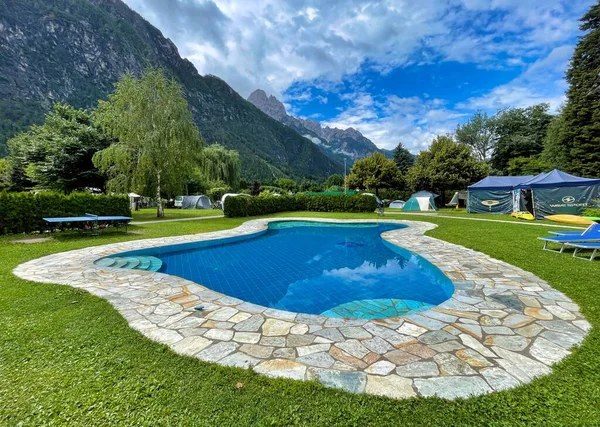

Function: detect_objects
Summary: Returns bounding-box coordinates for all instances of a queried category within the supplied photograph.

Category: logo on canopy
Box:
[562,196,575,203]
[481,200,500,207]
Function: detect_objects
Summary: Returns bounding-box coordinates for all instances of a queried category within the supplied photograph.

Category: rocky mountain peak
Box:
[247,89,287,121]
[297,118,323,136]
[247,89,392,164]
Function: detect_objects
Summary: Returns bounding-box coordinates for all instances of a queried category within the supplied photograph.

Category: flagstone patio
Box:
[13,218,590,400]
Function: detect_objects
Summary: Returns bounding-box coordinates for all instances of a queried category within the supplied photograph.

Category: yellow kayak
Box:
[545,214,594,225]
[511,211,535,221]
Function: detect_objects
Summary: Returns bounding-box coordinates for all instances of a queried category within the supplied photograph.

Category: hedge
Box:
[0,191,131,235]
[223,194,378,218]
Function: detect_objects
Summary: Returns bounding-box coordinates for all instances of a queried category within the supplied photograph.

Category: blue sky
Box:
[123,0,593,152]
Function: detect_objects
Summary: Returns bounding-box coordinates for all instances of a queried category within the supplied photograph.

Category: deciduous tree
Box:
[274,178,297,192]
[491,104,553,174]
[324,173,344,188]
[407,135,488,204]
[200,144,241,190]
[455,111,497,162]
[0,158,10,191]
[6,103,111,193]
[507,156,552,176]
[93,69,202,217]
[347,152,402,196]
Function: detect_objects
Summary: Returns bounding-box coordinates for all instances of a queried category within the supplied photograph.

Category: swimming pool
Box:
[100,221,454,319]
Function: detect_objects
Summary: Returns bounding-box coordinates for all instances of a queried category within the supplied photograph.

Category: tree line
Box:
[0,69,241,217]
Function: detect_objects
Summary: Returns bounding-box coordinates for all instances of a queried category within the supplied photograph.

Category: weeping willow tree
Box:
[93,69,202,217]
[200,144,241,190]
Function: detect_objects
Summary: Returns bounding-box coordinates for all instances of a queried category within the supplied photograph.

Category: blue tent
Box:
[516,169,600,189]
[467,169,600,218]
[467,176,533,214]
[516,170,600,218]
[468,176,534,191]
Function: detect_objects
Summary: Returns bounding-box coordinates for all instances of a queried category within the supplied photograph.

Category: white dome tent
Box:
[389,200,406,209]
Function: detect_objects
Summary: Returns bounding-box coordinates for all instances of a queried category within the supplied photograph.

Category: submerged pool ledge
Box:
[14,218,590,400]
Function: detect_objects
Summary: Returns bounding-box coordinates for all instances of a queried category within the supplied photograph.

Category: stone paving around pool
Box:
[13,218,590,400]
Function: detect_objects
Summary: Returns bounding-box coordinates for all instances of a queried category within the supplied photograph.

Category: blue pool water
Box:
[112,221,454,319]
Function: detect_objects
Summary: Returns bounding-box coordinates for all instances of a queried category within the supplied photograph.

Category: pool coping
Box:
[13,218,590,400]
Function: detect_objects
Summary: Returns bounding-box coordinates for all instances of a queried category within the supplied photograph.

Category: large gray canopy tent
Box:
[467,169,600,218]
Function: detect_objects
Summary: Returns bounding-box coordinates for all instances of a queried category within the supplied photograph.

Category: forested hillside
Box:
[0,0,341,179]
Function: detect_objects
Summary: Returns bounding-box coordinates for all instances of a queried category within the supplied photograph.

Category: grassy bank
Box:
[1,212,598,426]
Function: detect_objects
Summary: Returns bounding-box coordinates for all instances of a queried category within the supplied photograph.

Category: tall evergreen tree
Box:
[562,1,600,177]
[542,113,570,170]
[392,143,414,174]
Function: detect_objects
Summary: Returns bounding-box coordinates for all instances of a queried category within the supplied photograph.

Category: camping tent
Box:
[389,200,406,209]
[128,193,141,211]
[468,169,600,218]
[402,191,438,211]
[447,191,467,208]
[467,176,533,214]
[516,169,600,218]
[181,195,212,209]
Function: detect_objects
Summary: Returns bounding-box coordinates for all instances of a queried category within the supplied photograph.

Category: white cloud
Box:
[457,45,573,112]
[121,0,593,150]
[124,0,588,98]
[323,93,467,153]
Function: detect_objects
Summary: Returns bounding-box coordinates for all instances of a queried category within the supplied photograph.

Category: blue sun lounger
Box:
[538,223,600,253]
[565,242,600,261]
[548,224,594,236]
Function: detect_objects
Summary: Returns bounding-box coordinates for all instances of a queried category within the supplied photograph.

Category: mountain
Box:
[248,89,393,165]
[0,0,342,180]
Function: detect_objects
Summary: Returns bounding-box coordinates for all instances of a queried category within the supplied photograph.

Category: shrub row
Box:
[223,194,378,218]
[0,191,131,234]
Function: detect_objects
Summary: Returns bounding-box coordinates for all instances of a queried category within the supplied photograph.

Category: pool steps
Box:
[94,256,162,272]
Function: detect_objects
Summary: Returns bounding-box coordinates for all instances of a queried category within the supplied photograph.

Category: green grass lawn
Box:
[131,207,223,222]
[1,212,598,426]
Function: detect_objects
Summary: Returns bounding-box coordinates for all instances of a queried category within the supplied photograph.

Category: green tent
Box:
[402,191,438,211]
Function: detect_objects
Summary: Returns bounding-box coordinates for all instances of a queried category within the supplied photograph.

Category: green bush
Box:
[260,186,284,194]
[223,194,377,218]
[583,207,600,217]
[0,191,130,234]
[207,187,230,202]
